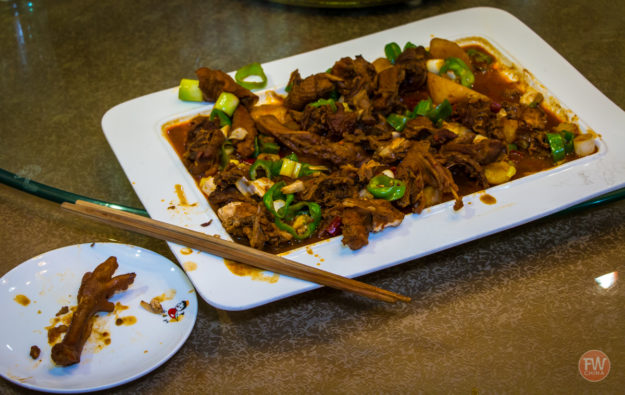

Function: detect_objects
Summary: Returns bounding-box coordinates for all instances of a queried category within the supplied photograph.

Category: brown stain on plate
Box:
[479,192,497,205]
[115,316,137,326]
[14,294,30,306]
[91,324,112,350]
[224,259,279,283]
[183,261,198,271]
[174,184,188,206]
[153,290,176,303]
[114,302,137,327]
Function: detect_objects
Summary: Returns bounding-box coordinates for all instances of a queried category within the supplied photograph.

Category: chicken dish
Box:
[166,37,596,252]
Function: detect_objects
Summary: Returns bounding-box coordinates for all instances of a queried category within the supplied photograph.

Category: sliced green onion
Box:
[279,158,302,178]
[235,62,267,90]
[178,79,204,102]
[214,92,239,116]
[384,42,402,64]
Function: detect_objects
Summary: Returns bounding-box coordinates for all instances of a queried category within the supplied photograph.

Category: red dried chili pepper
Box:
[325,216,342,237]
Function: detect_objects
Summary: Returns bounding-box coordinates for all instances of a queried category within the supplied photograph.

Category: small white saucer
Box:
[0,242,197,393]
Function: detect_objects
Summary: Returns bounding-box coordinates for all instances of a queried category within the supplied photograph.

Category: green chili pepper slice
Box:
[308,98,337,112]
[249,160,274,180]
[253,136,260,157]
[467,49,493,64]
[299,163,313,177]
[263,181,293,218]
[275,201,322,240]
[403,41,417,51]
[427,99,452,126]
[366,174,406,201]
[387,113,408,131]
[546,132,566,162]
[234,62,268,90]
[219,140,234,169]
[261,141,280,154]
[209,108,232,127]
[253,137,281,157]
[384,42,402,64]
[285,152,298,162]
[440,57,475,88]
[562,130,575,153]
[413,98,433,117]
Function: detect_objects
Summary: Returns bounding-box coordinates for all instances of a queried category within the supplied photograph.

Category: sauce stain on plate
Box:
[224,259,279,283]
[115,316,137,326]
[183,261,197,271]
[14,294,31,306]
[174,184,189,206]
[479,192,497,205]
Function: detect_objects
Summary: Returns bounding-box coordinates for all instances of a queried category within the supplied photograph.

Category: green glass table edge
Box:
[0,168,149,216]
[1,167,623,219]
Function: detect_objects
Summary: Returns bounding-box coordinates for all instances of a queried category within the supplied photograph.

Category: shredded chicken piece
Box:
[140,298,164,314]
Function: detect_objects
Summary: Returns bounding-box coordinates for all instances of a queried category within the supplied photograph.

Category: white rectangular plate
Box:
[102,7,625,310]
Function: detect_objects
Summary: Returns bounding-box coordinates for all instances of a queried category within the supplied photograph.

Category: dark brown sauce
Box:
[166,122,190,157]
[472,68,521,104]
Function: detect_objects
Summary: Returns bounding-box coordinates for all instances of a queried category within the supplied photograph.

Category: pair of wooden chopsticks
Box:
[62,200,410,304]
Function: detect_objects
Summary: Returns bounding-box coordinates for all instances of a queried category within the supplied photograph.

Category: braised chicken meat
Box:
[167,37,596,252]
